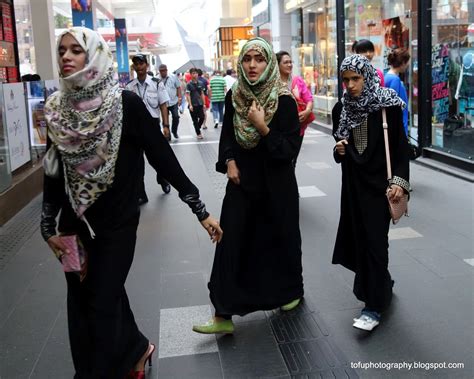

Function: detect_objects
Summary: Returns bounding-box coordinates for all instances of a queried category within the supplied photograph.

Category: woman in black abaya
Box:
[193,37,304,334]
[332,54,410,331]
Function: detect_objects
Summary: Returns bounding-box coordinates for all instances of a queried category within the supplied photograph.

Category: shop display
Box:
[26,81,47,146]
[3,83,31,171]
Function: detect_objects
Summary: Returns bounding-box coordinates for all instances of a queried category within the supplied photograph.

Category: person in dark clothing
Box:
[192,37,304,335]
[40,27,222,379]
[185,68,206,139]
[332,54,410,331]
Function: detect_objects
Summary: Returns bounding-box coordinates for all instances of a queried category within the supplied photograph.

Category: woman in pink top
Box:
[276,51,314,162]
[352,40,385,86]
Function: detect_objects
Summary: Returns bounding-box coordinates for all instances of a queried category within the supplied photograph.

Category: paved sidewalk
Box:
[0,110,473,378]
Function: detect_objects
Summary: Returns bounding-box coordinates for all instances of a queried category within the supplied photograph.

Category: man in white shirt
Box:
[224,69,237,93]
[158,64,182,139]
[126,54,171,199]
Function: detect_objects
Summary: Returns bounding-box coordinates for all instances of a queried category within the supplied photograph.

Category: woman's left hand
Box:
[387,184,404,203]
[248,100,268,135]
[200,215,223,243]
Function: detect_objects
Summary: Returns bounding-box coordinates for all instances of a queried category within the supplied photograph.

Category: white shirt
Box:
[158,74,181,106]
[126,76,170,119]
[224,75,236,92]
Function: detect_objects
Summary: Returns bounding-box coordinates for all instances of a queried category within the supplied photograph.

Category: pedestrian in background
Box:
[352,39,385,86]
[193,37,304,335]
[41,27,223,378]
[158,64,182,139]
[332,54,410,331]
[384,48,411,136]
[127,54,172,198]
[185,68,206,139]
[224,68,236,93]
[276,50,314,162]
[208,70,227,128]
[197,69,210,129]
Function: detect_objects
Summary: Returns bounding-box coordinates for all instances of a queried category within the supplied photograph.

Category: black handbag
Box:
[407,135,421,160]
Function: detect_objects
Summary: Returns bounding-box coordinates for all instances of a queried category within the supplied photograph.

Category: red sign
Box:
[1,3,15,43]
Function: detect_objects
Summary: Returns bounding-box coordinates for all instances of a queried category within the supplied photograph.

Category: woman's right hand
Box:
[47,235,70,260]
[226,160,240,185]
[335,139,348,155]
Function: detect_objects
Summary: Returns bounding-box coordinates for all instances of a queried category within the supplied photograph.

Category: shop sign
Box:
[0,41,15,67]
[3,83,31,171]
[431,43,450,124]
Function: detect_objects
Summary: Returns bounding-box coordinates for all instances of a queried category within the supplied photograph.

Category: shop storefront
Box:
[284,0,340,123]
[430,1,473,162]
[284,0,473,171]
[210,26,254,71]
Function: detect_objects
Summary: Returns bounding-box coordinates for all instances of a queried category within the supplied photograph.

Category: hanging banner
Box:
[71,0,93,29]
[3,83,31,171]
[114,18,130,87]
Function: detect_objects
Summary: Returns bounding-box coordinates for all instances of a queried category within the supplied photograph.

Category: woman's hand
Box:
[387,185,404,203]
[248,100,269,136]
[46,235,70,261]
[200,216,223,243]
[298,109,310,123]
[226,160,240,185]
[335,139,348,155]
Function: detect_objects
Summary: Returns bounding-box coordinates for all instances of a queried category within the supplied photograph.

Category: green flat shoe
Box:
[281,298,301,311]
[192,319,234,335]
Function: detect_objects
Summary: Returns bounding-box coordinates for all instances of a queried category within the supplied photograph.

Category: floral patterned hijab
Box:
[335,54,406,140]
[232,37,291,149]
[44,27,123,235]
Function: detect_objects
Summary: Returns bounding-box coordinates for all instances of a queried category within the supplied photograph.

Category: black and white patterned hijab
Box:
[335,54,406,140]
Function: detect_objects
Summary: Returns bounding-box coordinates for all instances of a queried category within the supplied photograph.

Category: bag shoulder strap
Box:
[382,108,392,181]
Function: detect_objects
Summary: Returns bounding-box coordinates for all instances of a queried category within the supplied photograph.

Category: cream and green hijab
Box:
[44,27,123,236]
[232,37,291,149]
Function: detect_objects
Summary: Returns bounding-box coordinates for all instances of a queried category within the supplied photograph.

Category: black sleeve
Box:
[40,138,66,241]
[387,105,410,185]
[331,102,344,163]
[216,90,237,174]
[129,93,209,220]
[261,95,300,162]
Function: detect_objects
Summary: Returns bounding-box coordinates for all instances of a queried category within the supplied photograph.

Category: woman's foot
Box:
[281,298,301,311]
[192,317,234,334]
[353,310,381,331]
[134,343,155,372]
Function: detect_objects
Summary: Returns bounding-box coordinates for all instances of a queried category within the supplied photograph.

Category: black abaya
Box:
[332,102,409,312]
[43,91,206,378]
[209,91,304,317]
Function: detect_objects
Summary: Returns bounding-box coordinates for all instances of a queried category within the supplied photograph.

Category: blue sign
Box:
[114,18,130,87]
[71,0,94,29]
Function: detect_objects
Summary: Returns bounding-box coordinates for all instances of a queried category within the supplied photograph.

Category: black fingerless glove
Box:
[40,202,61,241]
[180,193,209,221]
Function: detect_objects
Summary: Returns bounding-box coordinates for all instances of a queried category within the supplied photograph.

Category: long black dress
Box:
[208,91,304,317]
[42,91,207,378]
[332,102,409,313]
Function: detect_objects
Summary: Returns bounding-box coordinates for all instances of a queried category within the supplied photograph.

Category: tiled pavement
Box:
[0,111,473,378]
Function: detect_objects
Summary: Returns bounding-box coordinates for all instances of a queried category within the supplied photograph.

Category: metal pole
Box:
[336,0,346,100]
[418,0,432,150]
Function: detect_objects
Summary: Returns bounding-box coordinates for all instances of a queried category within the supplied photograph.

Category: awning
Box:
[173,60,213,73]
